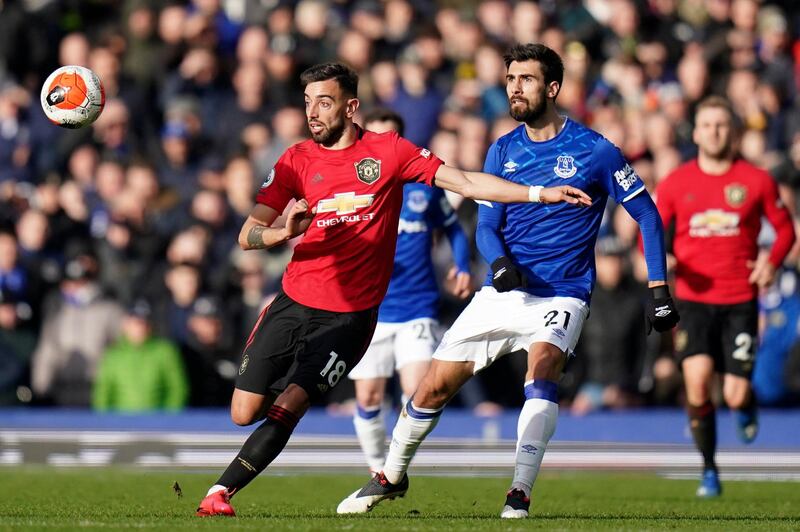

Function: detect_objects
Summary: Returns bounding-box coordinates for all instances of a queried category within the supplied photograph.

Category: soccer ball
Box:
[40,66,105,129]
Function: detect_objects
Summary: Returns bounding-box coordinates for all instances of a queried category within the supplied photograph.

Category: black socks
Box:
[216,405,300,493]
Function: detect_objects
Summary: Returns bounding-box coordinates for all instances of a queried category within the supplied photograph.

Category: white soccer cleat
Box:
[336,471,408,514]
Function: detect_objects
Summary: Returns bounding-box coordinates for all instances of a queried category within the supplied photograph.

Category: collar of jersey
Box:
[519,117,571,146]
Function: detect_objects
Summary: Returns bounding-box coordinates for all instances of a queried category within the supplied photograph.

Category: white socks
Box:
[511,380,559,497]
[383,400,443,484]
[353,404,386,473]
[207,484,227,496]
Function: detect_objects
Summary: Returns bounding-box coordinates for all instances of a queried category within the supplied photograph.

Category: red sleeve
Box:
[255,150,300,213]
[394,133,443,185]
[761,173,796,268]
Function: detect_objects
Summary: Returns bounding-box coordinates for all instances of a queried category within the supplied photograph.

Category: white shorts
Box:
[348,317,440,380]
[433,287,589,373]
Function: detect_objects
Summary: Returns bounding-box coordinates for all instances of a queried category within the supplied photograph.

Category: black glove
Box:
[646,285,680,335]
[490,256,527,292]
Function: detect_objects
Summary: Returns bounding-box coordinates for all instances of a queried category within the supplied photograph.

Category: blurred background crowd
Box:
[1,0,799,414]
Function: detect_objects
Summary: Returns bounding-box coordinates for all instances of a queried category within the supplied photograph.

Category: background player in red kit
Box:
[196,62,591,516]
[656,96,795,498]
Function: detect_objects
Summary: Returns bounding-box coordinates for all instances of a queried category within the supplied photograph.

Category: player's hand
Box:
[446,266,472,299]
[540,185,593,207]
[285,199,314,238]
[645,284,680,335]
[490,256,527,292]
[747,258,777,288]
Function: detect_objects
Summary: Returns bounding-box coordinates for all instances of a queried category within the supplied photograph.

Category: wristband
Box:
[650,284,670,299]
[528,185,543,203]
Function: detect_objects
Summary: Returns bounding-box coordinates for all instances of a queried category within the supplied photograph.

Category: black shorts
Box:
[674,298,758,378]
[236,290,378,400]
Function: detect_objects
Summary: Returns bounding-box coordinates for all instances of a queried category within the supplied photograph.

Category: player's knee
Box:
[685,385,711,406]
[230,406,258,426]
[274,384,311,416]
[356,388,383,409]
[723,387,750,410]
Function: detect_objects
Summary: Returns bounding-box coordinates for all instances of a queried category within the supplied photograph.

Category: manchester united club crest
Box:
[725,184,747,208]
[554,154,577,179]
[355,157,381,185]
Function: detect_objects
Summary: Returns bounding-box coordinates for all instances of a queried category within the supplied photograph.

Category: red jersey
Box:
[656,159,795,305]
[256,127,443,312]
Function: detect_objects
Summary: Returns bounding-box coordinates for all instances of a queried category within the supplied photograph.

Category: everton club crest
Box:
[724,183,747,208]
[554,154,577,179]
[355,157,381,185]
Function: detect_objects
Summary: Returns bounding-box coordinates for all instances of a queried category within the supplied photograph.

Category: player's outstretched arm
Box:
[238,201,313,250]
[623,193,679,333]
[433,164,592,206]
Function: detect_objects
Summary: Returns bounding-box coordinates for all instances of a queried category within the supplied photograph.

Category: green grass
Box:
[1,468,799,530]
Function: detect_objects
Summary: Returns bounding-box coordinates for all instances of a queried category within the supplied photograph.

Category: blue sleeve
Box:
[444,218,471,273]
[476,202,507,265]
[622,192,667,282]
[591,138,647,204]
[430,189,471,273]
[476,141,508,265]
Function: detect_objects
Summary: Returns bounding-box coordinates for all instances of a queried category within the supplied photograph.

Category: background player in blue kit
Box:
[349,109,472,474]
[338,43,680,518]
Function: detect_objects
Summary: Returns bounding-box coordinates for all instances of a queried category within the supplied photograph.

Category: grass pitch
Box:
[1,468,799,530]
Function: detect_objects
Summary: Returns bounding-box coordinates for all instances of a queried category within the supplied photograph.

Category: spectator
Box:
[181,295,237,406]
[31,249,123,406]
[153,261,202,345]
[0,83,31,183]
[214,61,272,157]
[0,288,36,405]
[388,46,444,146]
[572,238,646,414]
[0,230,29,303]
[93,299,188,412]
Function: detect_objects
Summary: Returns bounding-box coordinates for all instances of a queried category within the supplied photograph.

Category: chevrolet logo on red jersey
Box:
[317,192,374,215]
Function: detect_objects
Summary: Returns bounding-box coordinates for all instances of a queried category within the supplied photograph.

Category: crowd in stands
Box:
[1,0,799,413]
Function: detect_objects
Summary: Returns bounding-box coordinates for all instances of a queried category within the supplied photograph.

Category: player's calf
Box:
[353,403,386,473]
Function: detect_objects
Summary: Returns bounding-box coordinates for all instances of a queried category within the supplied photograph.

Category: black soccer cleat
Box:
[337,471,409,514]
[501,488,530,518]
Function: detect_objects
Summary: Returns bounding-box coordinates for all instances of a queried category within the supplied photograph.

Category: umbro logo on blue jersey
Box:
[554,154,577,179]
[504,160,518,173]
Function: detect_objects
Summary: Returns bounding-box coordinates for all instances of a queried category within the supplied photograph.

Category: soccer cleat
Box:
[500,488,530,518]
[336,471,408,514]
[735,404,759,444]
[696,468,721,498]
[196,489,236,517]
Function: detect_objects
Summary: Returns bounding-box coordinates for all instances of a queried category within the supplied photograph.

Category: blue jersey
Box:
[478,119,649,303]
[754,269,800,405]
[379,184,470,323]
